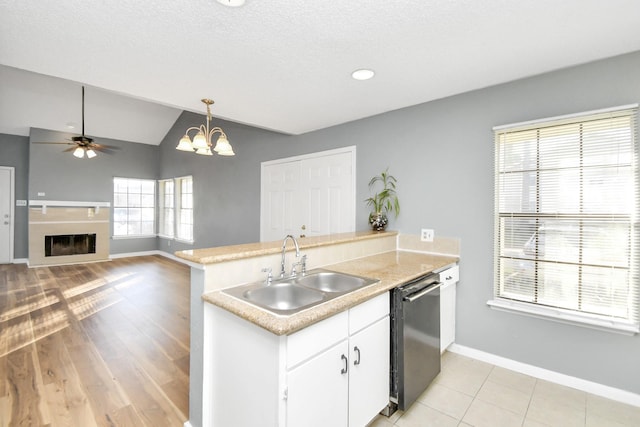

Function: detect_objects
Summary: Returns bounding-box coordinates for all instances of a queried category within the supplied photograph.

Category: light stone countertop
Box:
[202,250,458,335]
[174,230,397,264]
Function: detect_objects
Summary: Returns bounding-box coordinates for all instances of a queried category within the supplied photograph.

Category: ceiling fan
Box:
[33,86,118,158]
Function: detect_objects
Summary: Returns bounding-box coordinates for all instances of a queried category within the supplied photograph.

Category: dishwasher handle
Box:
[403,282,441,302]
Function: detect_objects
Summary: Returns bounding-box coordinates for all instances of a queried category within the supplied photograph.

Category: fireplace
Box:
[45,234,97,257]
[29,200,110,267]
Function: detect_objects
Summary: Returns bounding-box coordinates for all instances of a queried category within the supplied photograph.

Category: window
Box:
[113,177,156,237]
[176,176,193,242]
[158,176,193,243]
[491,105,639,333]
[158,179,175,238]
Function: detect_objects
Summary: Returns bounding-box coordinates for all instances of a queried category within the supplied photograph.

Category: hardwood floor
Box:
[0,256,191,427]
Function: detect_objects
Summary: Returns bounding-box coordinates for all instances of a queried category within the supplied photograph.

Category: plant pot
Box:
[369,212,388,231]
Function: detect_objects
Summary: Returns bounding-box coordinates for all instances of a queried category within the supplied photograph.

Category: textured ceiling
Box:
[1,0,640,144]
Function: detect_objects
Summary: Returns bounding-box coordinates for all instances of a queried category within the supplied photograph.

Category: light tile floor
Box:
[368,352,640,427]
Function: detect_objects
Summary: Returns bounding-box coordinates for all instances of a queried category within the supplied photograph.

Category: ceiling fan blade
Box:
[32,141,75,145]
[63,146,77,152]
[91,143,120,151]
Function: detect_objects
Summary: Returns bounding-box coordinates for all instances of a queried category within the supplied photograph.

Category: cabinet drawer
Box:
[439,265,459,286]
[287,310,348,369]
[349,292,389,335]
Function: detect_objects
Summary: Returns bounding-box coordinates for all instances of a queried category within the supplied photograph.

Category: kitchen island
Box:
[175,231,459,427]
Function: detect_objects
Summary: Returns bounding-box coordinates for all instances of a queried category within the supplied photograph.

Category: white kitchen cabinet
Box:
[204,292,390,427]
[287,340,349,427]
[348,316,390,427]
[439,265,459,353]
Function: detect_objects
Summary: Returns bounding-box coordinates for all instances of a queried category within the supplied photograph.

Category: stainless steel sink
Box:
[222,269,378,315]
[295,270,378,293]
[242,281,325,313]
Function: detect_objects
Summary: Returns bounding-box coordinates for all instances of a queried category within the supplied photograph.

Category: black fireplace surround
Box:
[45,234,97,257]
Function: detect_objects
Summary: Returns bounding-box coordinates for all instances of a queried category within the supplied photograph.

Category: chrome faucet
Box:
[280,235,300,278]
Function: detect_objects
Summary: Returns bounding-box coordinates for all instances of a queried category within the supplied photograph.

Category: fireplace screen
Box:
[45,234,97,257]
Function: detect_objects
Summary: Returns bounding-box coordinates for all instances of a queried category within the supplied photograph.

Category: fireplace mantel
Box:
[29,200,111,214]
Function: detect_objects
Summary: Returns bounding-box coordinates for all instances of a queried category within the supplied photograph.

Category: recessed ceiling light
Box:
[216,0,245,6]
[66,122,76,129]
[351,69,375,81]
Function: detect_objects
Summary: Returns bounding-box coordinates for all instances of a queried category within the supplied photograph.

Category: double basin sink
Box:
[222,269,379,315]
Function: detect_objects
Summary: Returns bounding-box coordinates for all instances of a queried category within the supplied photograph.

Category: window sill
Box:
[112,235,156,240]
[158,235,194,245]
[487,298,639,336]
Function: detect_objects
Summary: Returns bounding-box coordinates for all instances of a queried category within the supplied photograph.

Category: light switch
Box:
[16,200,27,206]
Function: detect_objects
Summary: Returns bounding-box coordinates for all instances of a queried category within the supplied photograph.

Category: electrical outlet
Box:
[421,228,434,242]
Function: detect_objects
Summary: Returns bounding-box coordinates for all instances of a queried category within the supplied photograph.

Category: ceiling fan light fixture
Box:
[73,147,85,158]
[86,149,97,159]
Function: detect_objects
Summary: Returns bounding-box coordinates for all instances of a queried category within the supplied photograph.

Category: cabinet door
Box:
[440,282,456,352]
[348,316,390,427]
[287,340,349,427]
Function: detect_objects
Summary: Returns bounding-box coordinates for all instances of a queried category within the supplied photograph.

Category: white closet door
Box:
[260,147,355,242]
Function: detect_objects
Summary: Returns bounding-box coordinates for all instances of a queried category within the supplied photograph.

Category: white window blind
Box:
[492,106,639,333]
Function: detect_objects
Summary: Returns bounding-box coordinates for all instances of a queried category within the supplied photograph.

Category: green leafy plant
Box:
[365,168,400,218]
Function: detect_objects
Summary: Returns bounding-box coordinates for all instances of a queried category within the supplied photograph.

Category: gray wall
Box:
[160,51,640,401]
[29,128,159,254]
[0,133,29,259]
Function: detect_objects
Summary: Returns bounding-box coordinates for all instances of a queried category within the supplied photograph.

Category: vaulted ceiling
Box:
[1,0,640,145]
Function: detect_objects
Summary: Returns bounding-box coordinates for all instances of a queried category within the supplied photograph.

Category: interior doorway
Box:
[0,166,15,263]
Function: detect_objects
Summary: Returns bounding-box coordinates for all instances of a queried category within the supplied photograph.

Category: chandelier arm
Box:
[184,125,207,137]
[208,127,228,139]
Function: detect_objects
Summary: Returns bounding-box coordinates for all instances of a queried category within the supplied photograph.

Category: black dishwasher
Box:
[387,273,441,414]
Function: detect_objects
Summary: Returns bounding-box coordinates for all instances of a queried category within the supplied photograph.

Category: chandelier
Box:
[176,99,235,156]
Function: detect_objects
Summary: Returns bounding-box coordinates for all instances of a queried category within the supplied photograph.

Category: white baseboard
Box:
[110,250,160,259]
[449,343,640,408]
[12,258,28,264]
[110,250,202,268]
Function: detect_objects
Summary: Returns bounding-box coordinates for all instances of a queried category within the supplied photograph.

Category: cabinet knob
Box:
[340,354,348,374]
[353,346,361,365]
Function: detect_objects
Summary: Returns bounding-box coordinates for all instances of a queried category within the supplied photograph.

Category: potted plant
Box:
[365,168,400,231]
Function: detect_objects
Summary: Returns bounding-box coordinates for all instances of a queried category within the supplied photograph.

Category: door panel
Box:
[287,340,349,427]
[349,317,390,427]
[261,148,355,242]
[0,167,13,263]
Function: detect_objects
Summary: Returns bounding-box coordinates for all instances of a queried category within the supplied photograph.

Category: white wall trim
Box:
[12,258,28,264]
[448,343,640,408]
[110,249,203,269]
[28,200,111,208]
